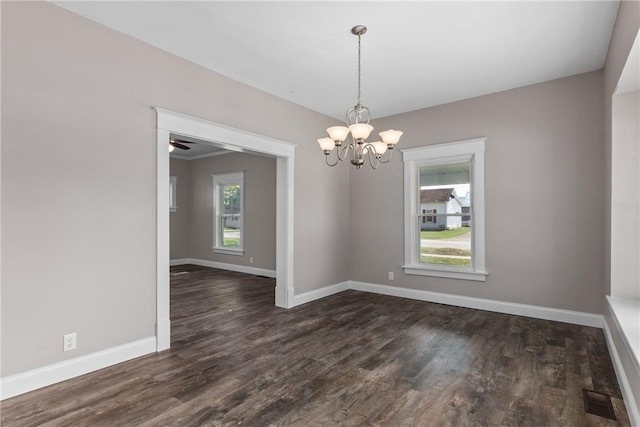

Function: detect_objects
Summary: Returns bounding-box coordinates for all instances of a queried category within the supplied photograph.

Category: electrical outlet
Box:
[64,333,77,352]
[249,257,254,264]
[388,271,394,281]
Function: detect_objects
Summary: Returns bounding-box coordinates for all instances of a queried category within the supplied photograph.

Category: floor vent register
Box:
[583,389,616,420]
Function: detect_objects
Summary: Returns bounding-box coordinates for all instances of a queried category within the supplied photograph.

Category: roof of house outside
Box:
[420,188,457,203]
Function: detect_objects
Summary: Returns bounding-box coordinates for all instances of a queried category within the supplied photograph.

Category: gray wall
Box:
[182,152,277,271]
[1,2,351,377]
[170,158,191,260]
[611,90,640,299]
[349,71,606,314]
[604,0,640,297]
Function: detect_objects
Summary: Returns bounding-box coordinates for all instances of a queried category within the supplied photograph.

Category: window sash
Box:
[219,216,242,248]
[416,216,473,268]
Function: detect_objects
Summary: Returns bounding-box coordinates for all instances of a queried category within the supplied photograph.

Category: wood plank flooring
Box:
[1,264,631,426]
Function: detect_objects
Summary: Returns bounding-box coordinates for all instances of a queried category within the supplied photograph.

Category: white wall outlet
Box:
[388,271,394,281]
[249,257,254,264]
[64,333,77,352]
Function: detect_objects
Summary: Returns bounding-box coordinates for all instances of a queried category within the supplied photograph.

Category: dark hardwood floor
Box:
[1,264,630,426]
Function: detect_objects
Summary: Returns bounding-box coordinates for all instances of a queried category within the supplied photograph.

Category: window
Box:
[169,176,178,212]
[427,208,437,223]
[461,206,471,227]
[212,172,244,255]
[402,138,486,281]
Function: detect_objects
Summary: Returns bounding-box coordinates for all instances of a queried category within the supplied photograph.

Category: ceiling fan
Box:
[169,138,195,151]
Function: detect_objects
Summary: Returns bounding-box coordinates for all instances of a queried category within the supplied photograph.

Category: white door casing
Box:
[155,108,296,351]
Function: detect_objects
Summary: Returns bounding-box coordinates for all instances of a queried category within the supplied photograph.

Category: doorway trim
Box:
[155,108,296,350]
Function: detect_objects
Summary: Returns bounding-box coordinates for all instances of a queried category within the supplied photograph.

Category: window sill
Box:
[170,207,177,213]
[212,247,244,256]
[402,265,487,282]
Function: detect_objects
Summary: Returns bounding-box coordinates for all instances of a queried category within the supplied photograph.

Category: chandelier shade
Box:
[326,126,350,143]
[317,137,336,153]
[349,123,374,140]
[380,129,403,146]
[371,141,388,157]
[317,25,403,170]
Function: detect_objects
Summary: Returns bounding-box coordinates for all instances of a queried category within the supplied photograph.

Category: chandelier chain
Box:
[357,33,362,106]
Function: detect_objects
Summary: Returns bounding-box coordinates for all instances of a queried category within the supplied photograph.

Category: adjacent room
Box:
[1,1,639,426]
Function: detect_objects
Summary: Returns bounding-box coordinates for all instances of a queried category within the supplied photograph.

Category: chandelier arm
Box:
[336,144,352,162]
[365,148,381,169]
[376,149,394,164]
[362,142,392,164]
[325,154,339,167]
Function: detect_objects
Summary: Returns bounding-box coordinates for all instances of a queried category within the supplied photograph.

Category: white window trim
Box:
[402,137,487,281]
[212,171,245,255]
[169,176,178,212]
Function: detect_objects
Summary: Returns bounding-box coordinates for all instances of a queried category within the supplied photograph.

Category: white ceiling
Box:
[53,1,619,121]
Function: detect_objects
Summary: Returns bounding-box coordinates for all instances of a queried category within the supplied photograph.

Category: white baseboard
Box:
[349,281,603,327]
[0,337,156,401]
[286,279,602,328]
[291,281,350,307]
[606,297,640,373]
[170,258,276,278]
[603,318,640,426]
[603,297,640,427]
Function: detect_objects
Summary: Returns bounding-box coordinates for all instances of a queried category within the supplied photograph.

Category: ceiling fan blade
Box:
[171,142,191,150]
[172,138,195,144]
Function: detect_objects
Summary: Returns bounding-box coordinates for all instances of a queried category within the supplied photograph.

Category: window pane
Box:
[420,216,471,267]
[221,184,241,247]
[223,184,241,215]
[419,161,471,267]
[222,216,241,247]
[213,172,244,253]
[169,176,178,210]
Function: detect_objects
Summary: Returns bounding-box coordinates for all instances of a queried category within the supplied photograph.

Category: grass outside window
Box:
[421,256,471,266]
[420,227,470,240]
[421,227,471,267]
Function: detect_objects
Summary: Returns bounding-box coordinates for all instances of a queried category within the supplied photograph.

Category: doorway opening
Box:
[155,108,296,351]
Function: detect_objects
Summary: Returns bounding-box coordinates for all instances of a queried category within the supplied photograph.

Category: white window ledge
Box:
[607,296,640,369]
[402,265,487,282]
[212,247,244,256]
[170,207,177,213]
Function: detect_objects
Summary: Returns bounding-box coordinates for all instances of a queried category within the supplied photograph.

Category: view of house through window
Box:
[419,162,471,267]
[213,172,244,254]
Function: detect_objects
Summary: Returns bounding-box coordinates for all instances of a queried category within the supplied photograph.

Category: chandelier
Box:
[317,25,402,170]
